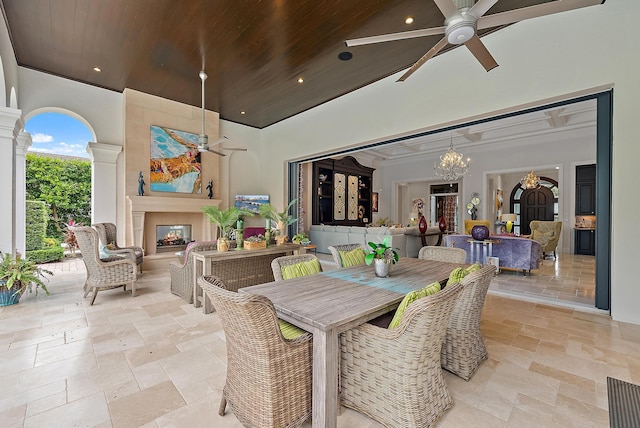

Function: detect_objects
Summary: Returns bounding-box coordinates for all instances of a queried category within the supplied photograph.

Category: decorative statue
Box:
[137,171,145,196]
[206,179,213,199]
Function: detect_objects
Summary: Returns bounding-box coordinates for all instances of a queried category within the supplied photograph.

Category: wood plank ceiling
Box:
[2,0,561,129]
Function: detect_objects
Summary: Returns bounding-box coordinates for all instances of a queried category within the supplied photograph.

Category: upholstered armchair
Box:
[464,219,492,235]
[528,221,563,259]
[169,241,217,303]
[93,222,144,273]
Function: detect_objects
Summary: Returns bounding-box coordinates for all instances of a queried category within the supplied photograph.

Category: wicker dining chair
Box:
[93,222,144,273]
[418,246,468,264]
[169,240,217,303]
[270,254,323,281]
[198,275,312,428]
[339,281,464,428]
[441,264,496,381]
[70,226,137,305]
[328,243,364,268]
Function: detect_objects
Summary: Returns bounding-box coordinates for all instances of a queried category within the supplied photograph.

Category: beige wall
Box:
[123,89,221,250]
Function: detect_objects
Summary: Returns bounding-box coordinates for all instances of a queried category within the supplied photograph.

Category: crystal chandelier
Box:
[434,136,470,182]
[520,171,541,189]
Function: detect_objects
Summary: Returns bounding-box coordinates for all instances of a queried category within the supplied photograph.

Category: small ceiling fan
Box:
[197,71,247,156]
[346,0,603,81]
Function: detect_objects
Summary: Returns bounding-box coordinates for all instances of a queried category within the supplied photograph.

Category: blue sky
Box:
[25,112,93,158]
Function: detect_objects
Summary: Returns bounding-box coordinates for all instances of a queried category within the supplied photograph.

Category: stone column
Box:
[0,107,22,255]
[86,142,122,226]
[15,130,32,255]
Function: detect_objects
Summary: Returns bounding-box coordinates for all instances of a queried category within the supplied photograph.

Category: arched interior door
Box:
[520,187,554,234]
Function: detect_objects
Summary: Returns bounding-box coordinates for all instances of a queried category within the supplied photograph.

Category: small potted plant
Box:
[0,252,52,306]
[258,199,298,244]
[364,236,399,278]
[291,232,310,246]
[201,206,254,252]
[244,234,267,250]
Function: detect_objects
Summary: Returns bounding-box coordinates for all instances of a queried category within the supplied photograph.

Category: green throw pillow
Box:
[281,258,321,280]
[278,319,307,339]
[339,247,366,267]
[446,263,481,286]
[388,281,441,329]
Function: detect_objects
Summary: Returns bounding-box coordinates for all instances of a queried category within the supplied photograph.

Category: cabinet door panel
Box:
[334,173,346,220]
[577,182,595,215]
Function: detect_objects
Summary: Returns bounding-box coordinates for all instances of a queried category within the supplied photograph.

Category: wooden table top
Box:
[191,243,301,260]
[241,258,461,332]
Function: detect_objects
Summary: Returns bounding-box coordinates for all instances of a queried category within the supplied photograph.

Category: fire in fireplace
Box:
[156,225,192,253]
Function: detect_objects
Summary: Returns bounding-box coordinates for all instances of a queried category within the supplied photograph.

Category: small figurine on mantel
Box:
[137,171,145,196]
[206,179,214,199]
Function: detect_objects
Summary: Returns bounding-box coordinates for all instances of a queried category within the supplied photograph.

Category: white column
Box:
[0,107,22,255]
[86,142,122,226]
[15,131,32,255]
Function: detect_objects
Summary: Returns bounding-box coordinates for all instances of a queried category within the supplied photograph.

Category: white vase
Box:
[374,258,390,278]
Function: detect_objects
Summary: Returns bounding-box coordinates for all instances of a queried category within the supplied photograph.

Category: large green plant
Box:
[201,206,254,238]
[258,199,298,226]
[26,153,91,240]
[0,252,52,296]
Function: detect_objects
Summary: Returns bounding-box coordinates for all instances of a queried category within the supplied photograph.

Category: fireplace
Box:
[156,224,192,253]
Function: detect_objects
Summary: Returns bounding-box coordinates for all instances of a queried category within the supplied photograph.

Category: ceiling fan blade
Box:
[220,147,248,152]
[478,0,603,30]
[397,36,449,82]
[467,0,499,19]
[346,26,445,47]
[464,34,499,71]
[433,0,462,20]
[205,146,227,156]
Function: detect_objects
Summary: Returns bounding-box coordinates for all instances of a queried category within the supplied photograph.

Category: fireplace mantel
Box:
[127,196,221,252]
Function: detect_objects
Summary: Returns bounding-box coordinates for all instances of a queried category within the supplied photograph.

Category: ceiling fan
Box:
[197,71,247,156]
[345,0,603,81]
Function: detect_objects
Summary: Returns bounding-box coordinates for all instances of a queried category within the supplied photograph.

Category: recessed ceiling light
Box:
[93,67,101,72]
[405,16,414,25]
[338,51,353,61]
[297,77,304,84]
[240,111,246,115]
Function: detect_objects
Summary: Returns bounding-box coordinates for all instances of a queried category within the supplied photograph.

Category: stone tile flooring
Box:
[1,254,635,427]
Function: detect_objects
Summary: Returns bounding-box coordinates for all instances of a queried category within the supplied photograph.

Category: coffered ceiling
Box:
[0,0,588,129]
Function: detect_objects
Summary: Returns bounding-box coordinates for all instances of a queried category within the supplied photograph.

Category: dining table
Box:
[240,257,463,428]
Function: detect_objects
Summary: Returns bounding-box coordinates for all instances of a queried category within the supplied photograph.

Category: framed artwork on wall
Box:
[372,192,379,212]
[149,125,202,193]
[235,195,270,213]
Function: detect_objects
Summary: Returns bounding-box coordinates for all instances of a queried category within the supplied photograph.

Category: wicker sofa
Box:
[444,234,542,274]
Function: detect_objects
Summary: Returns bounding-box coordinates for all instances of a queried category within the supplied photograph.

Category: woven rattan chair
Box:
[93,222,144,273]
[270,254,323,281]
[441,265,496,381]
[71,226,137,305]
[169,241,217,302]
[198,275,312,427]
[418,246,468,264]
[328,243,363,268]
[339,281,464,428]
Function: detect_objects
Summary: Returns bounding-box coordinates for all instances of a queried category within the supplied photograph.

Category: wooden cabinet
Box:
[576,164,596,215]
[312,156,375,225]
[575,229,595,255]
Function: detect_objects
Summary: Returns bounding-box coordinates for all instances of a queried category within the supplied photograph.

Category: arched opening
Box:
[509,177,559,235]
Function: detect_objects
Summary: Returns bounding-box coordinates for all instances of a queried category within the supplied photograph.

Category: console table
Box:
[466,238,500,265]
[192,243,303,313]
[418,230,444,247]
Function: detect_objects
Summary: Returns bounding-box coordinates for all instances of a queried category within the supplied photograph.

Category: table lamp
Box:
[502,214,517,233]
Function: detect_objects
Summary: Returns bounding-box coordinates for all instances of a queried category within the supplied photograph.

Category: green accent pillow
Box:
[446,263,481,286]
[339,247,366,267]
[388,281,441,329]
[281,258,321,280]
[278,319,306,339]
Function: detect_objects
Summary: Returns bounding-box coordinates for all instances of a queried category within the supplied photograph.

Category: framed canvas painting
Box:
[150,125,202,193]
[235,195,269,213]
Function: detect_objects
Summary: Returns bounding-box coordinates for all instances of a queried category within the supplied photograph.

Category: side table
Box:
[465,239,500,265]
[302,244,317,254]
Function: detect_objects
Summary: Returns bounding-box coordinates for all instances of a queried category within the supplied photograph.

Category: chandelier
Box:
[434,137,470,182]
[520,171,541,189]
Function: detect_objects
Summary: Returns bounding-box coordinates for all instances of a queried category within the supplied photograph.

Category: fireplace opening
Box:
[156,224,192,253]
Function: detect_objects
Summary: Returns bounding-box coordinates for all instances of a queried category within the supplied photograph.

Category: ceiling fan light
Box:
[447,24,474,45]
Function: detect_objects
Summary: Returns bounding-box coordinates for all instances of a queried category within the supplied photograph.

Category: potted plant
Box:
[258,199,298,244]
[201,206,254,252]
[0,252,52,306]
[244,234,267,250]
[291,232,310,246]
[364,236,399,278]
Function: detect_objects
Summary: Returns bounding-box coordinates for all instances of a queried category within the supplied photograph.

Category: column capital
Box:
[16,131,32,156]
[87,142,122,164]
[0,106,23,140]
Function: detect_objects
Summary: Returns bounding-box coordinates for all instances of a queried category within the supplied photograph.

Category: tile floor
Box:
[1,254,636,427]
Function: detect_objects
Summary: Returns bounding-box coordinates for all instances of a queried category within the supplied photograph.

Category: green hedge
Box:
[26,247,65,264]
[26,200,48,251]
